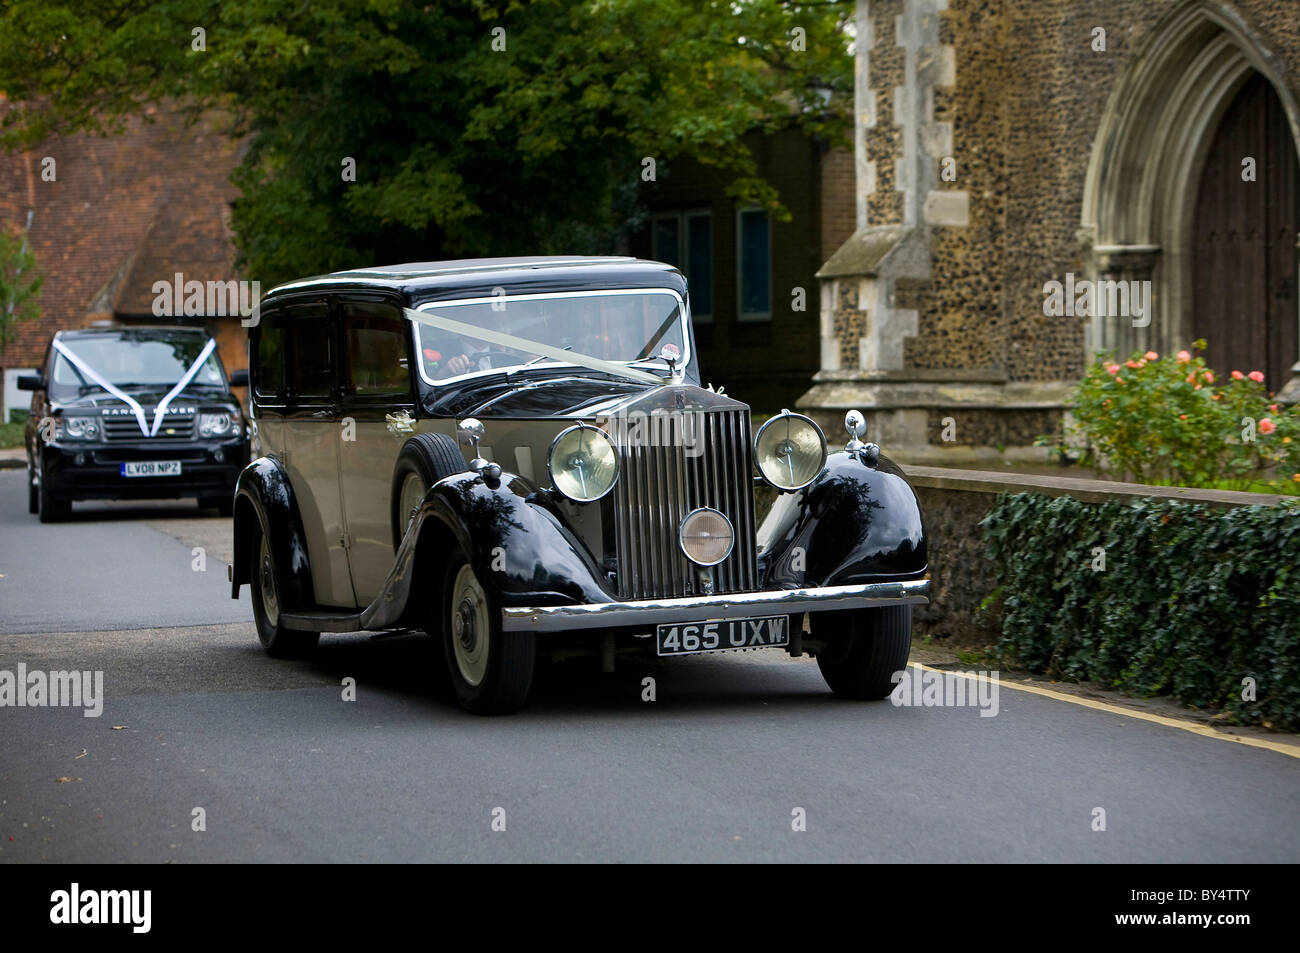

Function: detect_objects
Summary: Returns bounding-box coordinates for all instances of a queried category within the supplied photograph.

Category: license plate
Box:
[120,461,182,477]
[656,616,789,656]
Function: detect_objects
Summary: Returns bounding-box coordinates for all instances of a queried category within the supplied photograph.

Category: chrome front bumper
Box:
[501,578,930,632]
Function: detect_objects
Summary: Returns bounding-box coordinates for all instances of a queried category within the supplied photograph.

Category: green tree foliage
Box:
[0,0,853,286]
[0,231,43,350]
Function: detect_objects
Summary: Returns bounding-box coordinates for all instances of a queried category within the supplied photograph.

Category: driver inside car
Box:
[423,304,551,378]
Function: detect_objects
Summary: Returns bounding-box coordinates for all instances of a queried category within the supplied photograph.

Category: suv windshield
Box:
[412,290,686,382]
[50,333,227,398]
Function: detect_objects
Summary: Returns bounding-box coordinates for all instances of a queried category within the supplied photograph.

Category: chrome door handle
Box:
[386,411,415,436]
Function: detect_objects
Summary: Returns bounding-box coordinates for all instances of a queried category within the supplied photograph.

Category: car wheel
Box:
[441,550,534,714]
[390,432,465,549]
[810,605,912,700]
[250,523,319,659]
[27,462,38,515]
[37,466,71,523]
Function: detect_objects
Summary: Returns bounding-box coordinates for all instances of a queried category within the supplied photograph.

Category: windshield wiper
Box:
[507,345,573,377]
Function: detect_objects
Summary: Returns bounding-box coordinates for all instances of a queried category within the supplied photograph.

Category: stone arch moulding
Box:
[1079,0,1300,383]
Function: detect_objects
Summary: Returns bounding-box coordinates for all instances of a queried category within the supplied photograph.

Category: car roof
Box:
[56,325,211,339]
[265,256,690,304]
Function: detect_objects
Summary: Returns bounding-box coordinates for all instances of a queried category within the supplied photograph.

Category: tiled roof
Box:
[1,104,243,367]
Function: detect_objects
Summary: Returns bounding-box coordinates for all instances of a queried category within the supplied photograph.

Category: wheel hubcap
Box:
[399,472,427,539]
[450,563,489,687]
[259,536,279,626]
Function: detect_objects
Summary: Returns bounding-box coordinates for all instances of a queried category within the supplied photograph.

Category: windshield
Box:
[412,290,686,382]
[51,334,226,397]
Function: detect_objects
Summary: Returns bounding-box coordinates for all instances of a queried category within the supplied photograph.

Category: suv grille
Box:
[611,407,758,599]
[101,413,196,441]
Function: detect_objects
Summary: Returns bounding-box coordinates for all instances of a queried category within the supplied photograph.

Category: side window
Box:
[737,207,772,321]
[253,316,285,400]
[285,302,333,401]
[341,300,411,399]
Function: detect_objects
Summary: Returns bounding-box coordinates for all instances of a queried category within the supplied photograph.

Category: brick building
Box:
[0,105,248,420]
[630,129,856,413]
[798,0,1300,461]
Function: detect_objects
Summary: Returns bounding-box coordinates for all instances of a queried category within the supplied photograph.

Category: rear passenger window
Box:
[342,300,410,398]
[254,319,285,399]
[285,302,333,400]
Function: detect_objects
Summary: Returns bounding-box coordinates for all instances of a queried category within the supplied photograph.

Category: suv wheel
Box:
[810,605,912,699]
[390,432,465,548]
[441,550,533,714]
[27,460,38,515]
[250,524,319,659]
[198,495,235,517]
[37,465,71,523]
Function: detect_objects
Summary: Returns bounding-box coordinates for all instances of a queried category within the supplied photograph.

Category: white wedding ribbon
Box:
[51,339,151,436]
[403,307,660,385]
[150,336,217,436]
[52,335,218,437]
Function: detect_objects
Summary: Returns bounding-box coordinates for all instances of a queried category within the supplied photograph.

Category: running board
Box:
[280,611,363,633]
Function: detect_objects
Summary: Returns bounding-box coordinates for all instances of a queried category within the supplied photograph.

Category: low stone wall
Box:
[904,466,1288,644]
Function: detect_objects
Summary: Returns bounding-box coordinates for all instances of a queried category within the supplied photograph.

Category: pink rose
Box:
[1270,404,1280,414]
[1105,363,1120,375]
[1185,374,1197,384]
[1260,418,1276,434]
[1203,370,1215,383]
[1176,350,1192,362]
[1231,370,1244,380]
[1125,360,1141,369]
[1249,370,1265,383]
[1144,351,1159,361]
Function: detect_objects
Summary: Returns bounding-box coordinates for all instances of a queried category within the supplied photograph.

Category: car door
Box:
[280,298,355,608]
[336,294,418,605]
[249,306,287,463]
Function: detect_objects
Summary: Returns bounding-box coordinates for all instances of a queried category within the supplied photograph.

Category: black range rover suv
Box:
[20,326,249,522]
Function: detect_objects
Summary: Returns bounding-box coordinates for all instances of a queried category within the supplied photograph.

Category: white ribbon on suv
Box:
[51,336,218,437]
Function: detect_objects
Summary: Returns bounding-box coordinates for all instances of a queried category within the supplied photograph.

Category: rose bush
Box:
[1046,341,1300,491]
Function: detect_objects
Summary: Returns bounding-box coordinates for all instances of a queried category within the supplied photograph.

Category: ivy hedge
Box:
[981,493,1300,731]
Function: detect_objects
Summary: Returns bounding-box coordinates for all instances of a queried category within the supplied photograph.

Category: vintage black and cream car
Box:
[231,257,929,713]
[20,326,249,522]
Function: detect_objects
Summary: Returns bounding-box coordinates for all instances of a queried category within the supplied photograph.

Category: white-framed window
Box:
[652,209,713,322]
[736,207,772,322]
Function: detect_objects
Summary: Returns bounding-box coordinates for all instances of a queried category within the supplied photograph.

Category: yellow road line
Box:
[910,662,1300,760]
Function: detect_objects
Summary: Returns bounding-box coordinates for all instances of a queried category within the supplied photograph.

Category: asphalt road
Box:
[1,468,1298,862]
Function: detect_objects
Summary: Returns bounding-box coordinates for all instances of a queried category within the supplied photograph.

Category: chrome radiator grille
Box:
[611,408,758,599]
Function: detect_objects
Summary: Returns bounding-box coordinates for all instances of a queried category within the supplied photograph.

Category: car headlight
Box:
[198,411,240,438]
[548,423,619,502]
[60,416,100,441]
[754,409,826,491]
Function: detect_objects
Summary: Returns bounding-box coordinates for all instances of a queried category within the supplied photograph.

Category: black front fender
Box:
[230,455,315,612]
[362,470,614,630]
[757,450,927,589]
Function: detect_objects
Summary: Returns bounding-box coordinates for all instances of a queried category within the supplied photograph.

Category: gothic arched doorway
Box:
[1192,73,1300,393]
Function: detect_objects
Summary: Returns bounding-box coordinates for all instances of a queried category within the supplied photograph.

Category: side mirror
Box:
[17,375,42,391]
[228,369,249,388]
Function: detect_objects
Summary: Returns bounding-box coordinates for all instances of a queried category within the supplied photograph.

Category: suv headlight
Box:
[548,423,619,502]
[198,411,240,438]
[60,416,101,441]
[754,409,826,491]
